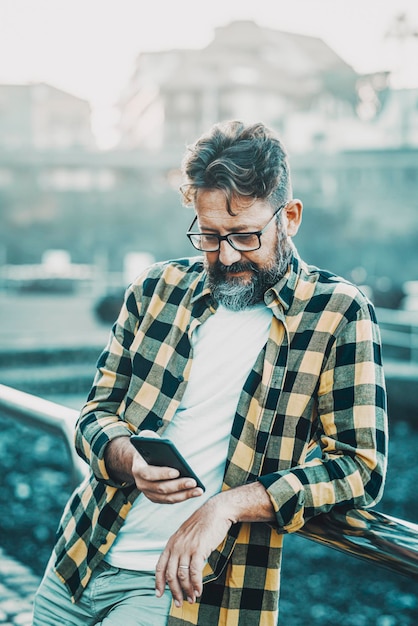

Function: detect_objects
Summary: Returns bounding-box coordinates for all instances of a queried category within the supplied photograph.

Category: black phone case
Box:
[130,435,206,491]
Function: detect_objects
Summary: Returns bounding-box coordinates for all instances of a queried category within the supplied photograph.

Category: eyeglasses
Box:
[186,202,288,252]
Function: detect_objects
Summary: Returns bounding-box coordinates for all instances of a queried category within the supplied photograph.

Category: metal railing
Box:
[0,383,417,580]
[0,383,86,486]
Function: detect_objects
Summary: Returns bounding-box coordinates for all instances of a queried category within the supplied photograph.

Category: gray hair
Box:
[181,120,292,215]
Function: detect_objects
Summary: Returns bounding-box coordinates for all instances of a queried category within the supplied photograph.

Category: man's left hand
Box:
[155,481,276,607]
[155,494,232,606]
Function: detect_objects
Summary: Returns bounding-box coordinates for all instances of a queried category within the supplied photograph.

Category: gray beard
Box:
[207,238,293,311]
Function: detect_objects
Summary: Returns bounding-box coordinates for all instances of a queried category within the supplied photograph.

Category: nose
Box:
[218,239,242,266]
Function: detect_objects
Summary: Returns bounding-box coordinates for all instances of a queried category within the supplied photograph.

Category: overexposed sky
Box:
[1,0,417,145]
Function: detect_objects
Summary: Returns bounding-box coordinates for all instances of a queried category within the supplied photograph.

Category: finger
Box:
[156,553,185,608]
[141,484,203,504]
[164,559,192,607]
[177,564,196,604]
[133,469,204,503]
[134,471,200,494]
[143,472,201,494]
[189,554,205,599]
[171,556,204,604]
[135,464,181,482]
[155,550,169,599]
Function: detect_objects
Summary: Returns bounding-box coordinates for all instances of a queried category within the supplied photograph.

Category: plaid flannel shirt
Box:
[54,254,387,625]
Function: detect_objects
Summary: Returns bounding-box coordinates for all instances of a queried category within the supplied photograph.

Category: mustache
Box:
[211,260,260,275]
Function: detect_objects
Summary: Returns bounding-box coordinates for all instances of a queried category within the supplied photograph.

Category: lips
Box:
[217,261,258,275]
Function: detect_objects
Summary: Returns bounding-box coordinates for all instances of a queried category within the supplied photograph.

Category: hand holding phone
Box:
[130,435,205,492]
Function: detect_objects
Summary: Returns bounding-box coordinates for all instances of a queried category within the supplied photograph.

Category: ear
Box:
[284,199,303,237]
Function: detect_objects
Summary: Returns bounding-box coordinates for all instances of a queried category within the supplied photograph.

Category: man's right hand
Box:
[132,456,204,503]
[104,434,204,504]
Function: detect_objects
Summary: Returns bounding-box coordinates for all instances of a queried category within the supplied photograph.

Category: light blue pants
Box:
[33,559,171,625]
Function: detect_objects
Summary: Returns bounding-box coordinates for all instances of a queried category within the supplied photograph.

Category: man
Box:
[33,121,388,625]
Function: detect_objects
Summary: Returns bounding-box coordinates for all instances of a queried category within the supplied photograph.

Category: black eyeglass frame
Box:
[186,201,288,252]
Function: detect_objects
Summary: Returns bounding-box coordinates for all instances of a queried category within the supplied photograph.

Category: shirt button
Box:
[178,375,184,383]
[101,537,107,545]
[157,419,164,428]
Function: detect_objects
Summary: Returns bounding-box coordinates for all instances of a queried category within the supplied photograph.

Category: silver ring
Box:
[178,565,190,569]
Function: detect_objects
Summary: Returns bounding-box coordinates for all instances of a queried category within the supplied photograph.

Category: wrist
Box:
[210,482,275,525]
[207,492,239,525]
[104,436,135,484]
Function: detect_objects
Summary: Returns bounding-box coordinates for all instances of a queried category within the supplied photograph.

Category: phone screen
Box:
[130,435,205,491]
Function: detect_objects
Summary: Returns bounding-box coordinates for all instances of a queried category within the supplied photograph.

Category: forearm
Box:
[259,418,388,534]
[104,436,135,484]
[212,480,276,524]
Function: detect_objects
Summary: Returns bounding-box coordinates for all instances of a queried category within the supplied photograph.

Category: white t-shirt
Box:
[105,303,273,571]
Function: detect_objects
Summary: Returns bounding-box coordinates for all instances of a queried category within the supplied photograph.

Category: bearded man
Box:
[33,120,387,626]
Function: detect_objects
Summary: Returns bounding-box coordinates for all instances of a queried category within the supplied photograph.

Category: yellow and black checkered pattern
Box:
[53,254,387,625]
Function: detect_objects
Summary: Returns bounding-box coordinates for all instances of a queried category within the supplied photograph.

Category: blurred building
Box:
[118,20,418,155]
[0,83,95,151]
[0,19,417,293]
[118,20,359,152]
[372,87,418,147]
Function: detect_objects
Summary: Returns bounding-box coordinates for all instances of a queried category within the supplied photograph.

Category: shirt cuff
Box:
[258,471,307,532]
[87,422,133,487]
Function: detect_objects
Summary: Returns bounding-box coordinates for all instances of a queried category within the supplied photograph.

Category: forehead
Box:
[194,189,273,228]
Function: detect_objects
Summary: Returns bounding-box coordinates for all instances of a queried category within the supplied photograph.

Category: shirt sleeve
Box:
[74,284,141,486]
[258,301,388,533]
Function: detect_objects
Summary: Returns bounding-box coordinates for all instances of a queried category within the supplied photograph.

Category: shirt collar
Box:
[190,261,212,304]
[264,253,300,312]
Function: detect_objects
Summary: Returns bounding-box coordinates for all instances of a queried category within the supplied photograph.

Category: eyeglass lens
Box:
[188,233,260,251]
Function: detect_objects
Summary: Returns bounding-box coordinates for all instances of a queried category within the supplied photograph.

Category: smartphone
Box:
[130,435,205,491]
